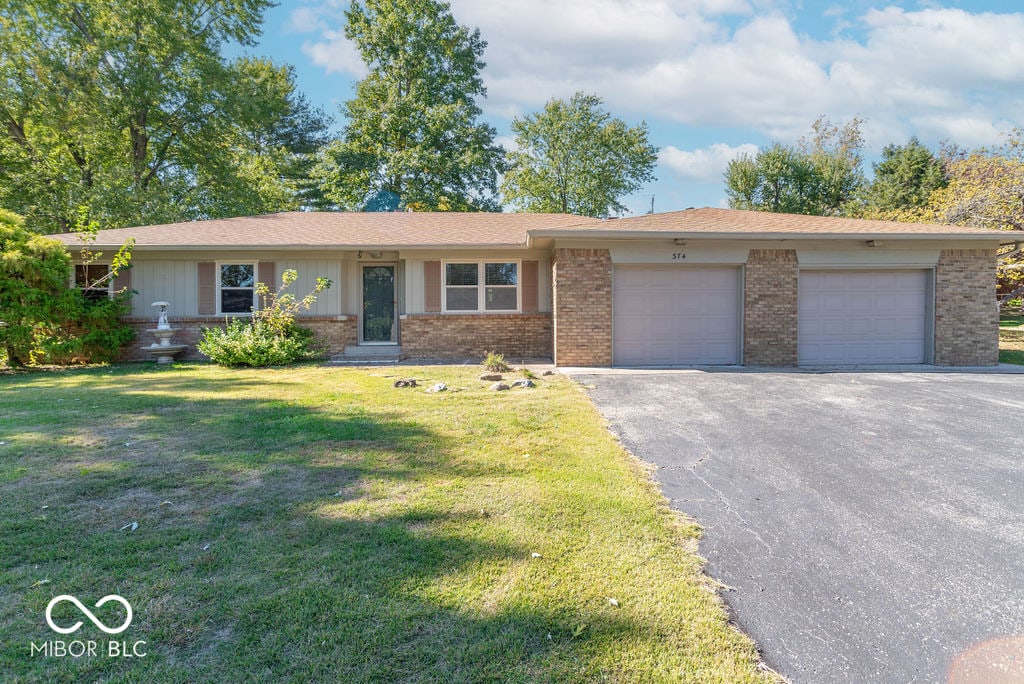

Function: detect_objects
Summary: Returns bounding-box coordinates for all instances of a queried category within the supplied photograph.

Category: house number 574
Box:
[672,252,686,260]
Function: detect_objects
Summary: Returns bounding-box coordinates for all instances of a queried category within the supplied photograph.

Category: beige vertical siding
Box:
[130,260,200,316]
[275,259,344,315]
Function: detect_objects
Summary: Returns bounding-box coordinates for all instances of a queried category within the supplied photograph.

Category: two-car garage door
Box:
[612,266,929,366]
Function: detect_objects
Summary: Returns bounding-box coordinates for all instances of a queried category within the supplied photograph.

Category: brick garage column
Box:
[552,248,612,366]
[934,249,998,366]
[744,249,798,366]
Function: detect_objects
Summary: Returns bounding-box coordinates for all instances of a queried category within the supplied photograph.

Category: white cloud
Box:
[286,7,323,34]
[660,143,759,183]
[294,2,1024,150]
[301,27,366,78]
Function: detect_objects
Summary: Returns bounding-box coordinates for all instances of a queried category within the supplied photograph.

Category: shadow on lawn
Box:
[1,374,649,683]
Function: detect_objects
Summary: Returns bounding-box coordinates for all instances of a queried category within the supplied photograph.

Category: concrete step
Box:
[328,345,401,365]
[342,344,401,357]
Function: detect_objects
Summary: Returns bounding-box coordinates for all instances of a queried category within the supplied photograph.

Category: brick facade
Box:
[552,248,612,366]
[400,313,552,359]
[744,249,799,366]
[120,316,357,362]
[934,249,999,366]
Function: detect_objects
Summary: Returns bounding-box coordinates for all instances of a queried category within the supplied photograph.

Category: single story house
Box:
[52,208,1012,367]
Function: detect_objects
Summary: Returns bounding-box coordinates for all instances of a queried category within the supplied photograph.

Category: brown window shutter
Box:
[424,260,441,312]
[197,262,216,315]
[112,265,132,294]
[521,260,538,313]
[257,261,276,309]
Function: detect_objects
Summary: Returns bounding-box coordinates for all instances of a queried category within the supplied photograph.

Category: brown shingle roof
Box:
[49,211,596,249]
[49,208,1012,250]
[530,207,1012,240]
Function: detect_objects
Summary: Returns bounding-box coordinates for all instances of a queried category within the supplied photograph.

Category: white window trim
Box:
[441,260,521,313]
[216,261,258,316]
[71,263,113,300]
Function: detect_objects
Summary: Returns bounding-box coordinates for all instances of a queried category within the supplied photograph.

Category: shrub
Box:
[197,319,318,367]
[1,209,134,366]
[481,351,511,373]
[198,269,331,367]
[32,289,135,364]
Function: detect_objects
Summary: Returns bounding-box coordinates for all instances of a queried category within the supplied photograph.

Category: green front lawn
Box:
[0,364,773,683]
[1000,311,1024,365]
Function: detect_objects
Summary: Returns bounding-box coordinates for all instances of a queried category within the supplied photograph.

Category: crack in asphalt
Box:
[683,430,773,555]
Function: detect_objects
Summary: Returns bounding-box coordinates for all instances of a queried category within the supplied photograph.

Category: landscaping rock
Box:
[479,373,503,381]
[426,382,448,393]
[542,370,555,376]
[393,378,418,388]
[510,378,535,388]
[491,382,510,391]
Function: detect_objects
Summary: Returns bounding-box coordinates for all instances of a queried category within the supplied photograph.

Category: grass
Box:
[999,310,1024,365]
[0,363,773,683]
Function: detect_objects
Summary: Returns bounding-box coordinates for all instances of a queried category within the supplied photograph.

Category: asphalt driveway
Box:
[573,370,1024,682]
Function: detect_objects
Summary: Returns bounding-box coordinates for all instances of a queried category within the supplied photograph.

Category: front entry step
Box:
[328,345,402,365]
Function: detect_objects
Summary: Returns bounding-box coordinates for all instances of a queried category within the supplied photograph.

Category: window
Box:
[74,264,111,302]
[444,261,518,312]
[219,263,255,313]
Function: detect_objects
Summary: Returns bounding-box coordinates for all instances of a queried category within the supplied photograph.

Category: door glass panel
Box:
[362,266,395,342]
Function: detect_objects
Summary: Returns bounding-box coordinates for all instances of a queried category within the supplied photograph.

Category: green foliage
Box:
[858,138,947,217]
[0,1,329,232]
[311,0,504,212]
[196,318,317,368]
[481,350,510,373]
[198,269,332,367]
[725,117,865,216]
[502,92,658,217]
[32,290,135,364]
[0,210,71,364]
[0,209,134,366]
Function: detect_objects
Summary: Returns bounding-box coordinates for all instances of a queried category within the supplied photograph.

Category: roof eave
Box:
[532,229,1012,243]
[60,242,532,251]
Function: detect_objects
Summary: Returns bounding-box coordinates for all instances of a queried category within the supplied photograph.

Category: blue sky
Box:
[236,1,1024,214]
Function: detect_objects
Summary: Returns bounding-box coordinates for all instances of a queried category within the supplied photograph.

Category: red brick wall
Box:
[744,249,799,366]
[400,314,552,359]
[552,248,612,366]
[120,316,357,361]
[934,249,999,366]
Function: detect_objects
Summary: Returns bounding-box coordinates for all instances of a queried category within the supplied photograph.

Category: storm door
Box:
[361,265,396,343]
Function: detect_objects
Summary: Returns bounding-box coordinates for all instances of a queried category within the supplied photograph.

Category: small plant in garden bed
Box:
[198,269,331,367]
[481,350,511,373]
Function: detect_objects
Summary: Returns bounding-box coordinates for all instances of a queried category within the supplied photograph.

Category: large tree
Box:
[0,1,329,232]
[501,92,658,218]
[924,133,1024,304]
[313,0,504,212]
[725,117,865,216]
[857,137,947,219]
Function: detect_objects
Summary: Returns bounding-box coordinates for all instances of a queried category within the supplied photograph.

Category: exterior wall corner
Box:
[934,249,999,366]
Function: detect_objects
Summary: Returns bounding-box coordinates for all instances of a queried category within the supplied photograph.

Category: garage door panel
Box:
[614,266,739,366]
[799,270,928,365]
